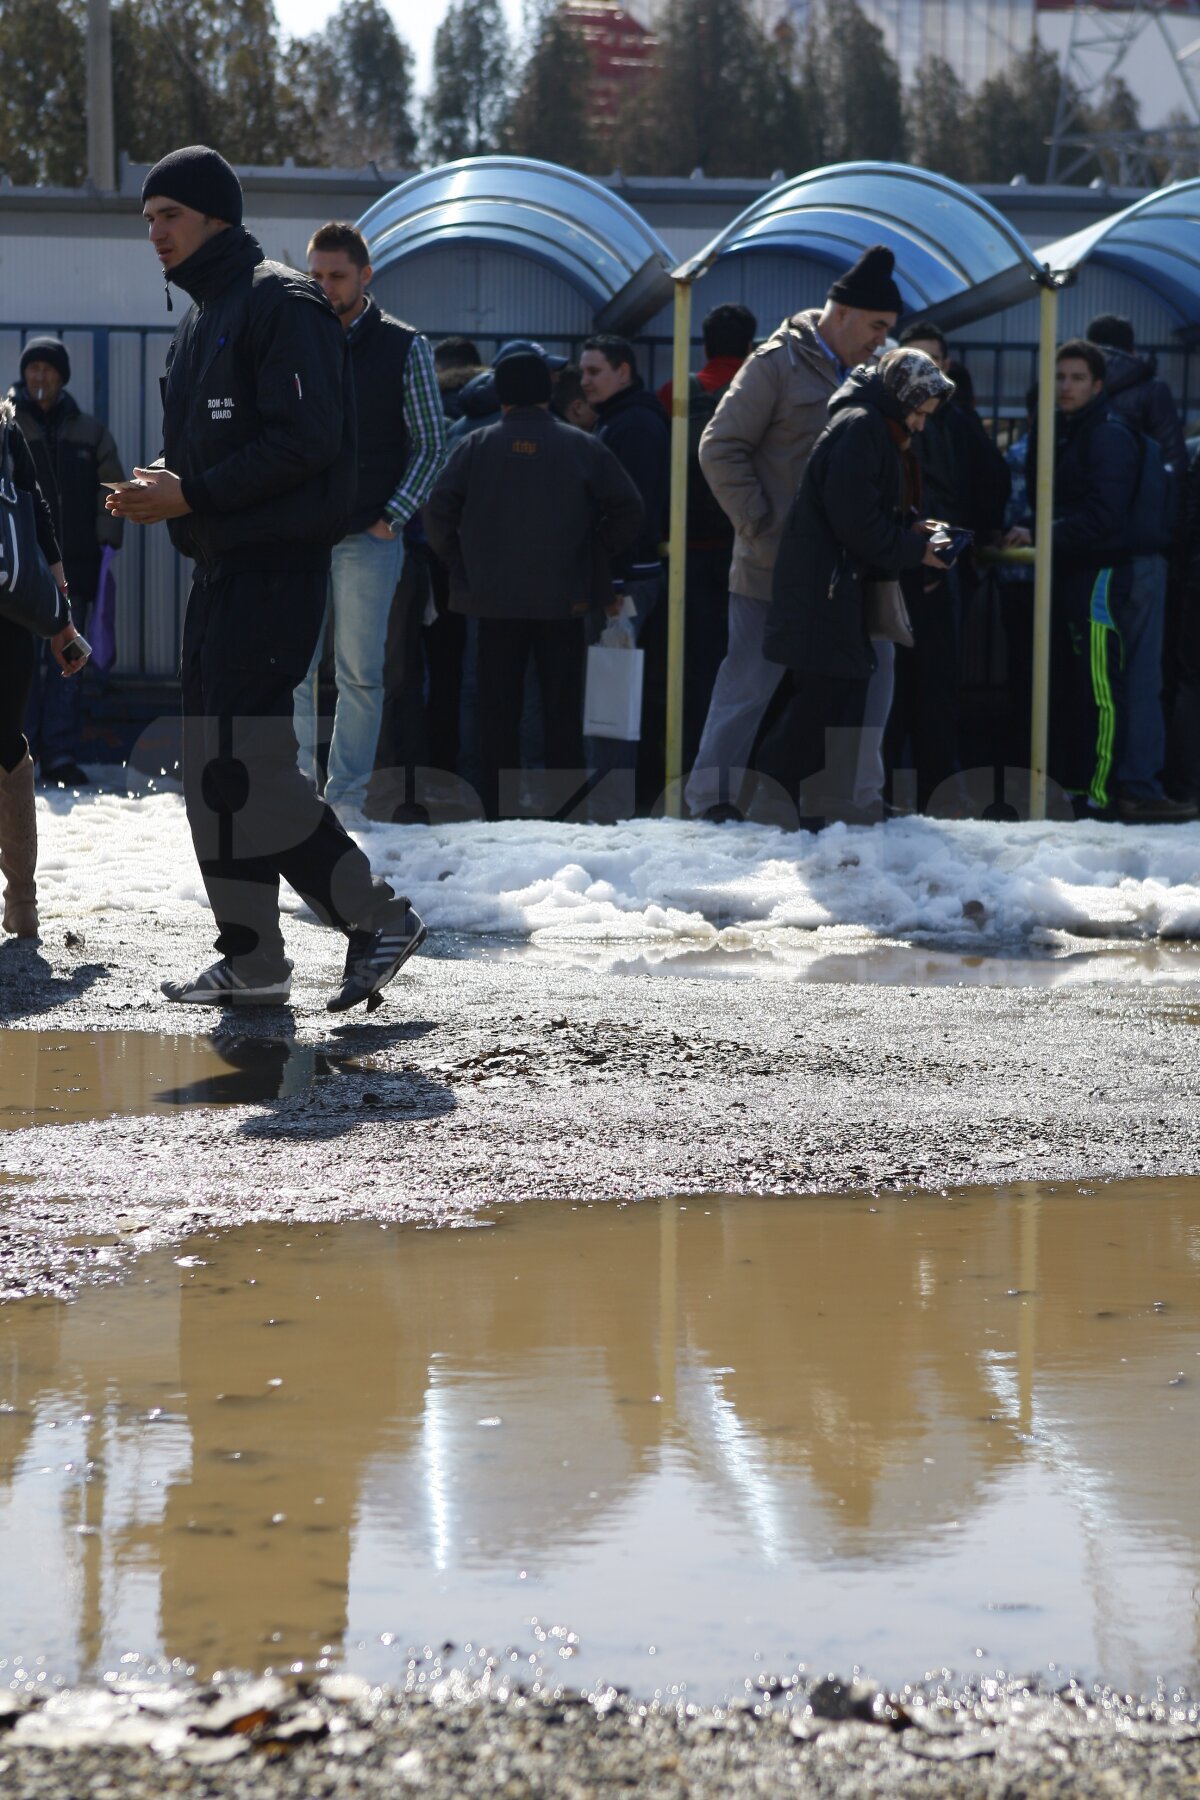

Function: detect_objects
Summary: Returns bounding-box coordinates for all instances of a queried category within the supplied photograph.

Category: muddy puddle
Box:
[444,933,1200,987]
[0,1030,374,1129]
[1,1183,1197,1701]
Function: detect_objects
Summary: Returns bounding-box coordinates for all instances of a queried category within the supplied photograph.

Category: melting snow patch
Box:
[32,789,1200,947]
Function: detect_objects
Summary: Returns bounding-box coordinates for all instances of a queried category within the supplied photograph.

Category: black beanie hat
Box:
[828,244,903,315]
[141,144,243,226]
[19,336,71,385]
[1087,313,1135,354]
[494,349,553,407]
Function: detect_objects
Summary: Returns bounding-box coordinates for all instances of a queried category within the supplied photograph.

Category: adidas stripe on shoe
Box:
[161,956,293,1006]
[326,903,427,1013]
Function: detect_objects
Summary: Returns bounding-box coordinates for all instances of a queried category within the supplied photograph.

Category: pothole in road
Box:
[0,1030,378,1129]
[1,1182,1197,1702]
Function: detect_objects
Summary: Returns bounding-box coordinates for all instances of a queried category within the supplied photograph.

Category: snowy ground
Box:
[34,785,1200,957]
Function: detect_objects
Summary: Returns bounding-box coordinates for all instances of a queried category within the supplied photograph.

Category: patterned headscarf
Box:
[876,346,955,414]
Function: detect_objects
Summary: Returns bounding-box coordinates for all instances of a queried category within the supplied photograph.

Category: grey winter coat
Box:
[697,309,841,603]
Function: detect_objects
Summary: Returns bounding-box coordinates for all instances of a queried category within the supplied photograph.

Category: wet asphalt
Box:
[2,913,1199,1794]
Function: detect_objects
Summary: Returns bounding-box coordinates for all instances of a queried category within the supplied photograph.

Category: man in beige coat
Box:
[686,245,903,820]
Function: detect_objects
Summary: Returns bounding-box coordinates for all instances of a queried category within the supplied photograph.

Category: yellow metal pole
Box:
[664,277,692,817]
[1030,280,1058,823]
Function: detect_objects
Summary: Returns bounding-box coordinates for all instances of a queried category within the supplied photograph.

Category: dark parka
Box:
[161,226,355,570]
[764,368,930,679]
[591,381,670,579]
[424,407,643,620]
[1100,344,1187,527]
[8,386,123,583]
[1027,389,1139,569]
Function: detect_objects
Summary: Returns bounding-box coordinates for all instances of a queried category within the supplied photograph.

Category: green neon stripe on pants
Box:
[1088,570,1117,809]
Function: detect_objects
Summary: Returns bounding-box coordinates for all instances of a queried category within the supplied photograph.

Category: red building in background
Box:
[564,0,659,134]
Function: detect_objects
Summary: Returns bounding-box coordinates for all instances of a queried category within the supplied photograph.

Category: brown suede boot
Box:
[0,749,38,937]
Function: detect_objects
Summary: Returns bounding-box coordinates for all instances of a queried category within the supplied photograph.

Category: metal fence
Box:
[7,319,1199,679]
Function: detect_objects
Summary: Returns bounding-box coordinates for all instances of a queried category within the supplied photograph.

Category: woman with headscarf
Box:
[760,346,955,827]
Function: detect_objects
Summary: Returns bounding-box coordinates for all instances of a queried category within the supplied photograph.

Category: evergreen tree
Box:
[505,8,597,171]
[801,0,905,165]
[615,0,809,179]
[906,56,970,183]
[1080,76,1143,185]
[0,0,87,185]
[963,42,1064,184]
[296,0,418,168]
[425,0,512,164]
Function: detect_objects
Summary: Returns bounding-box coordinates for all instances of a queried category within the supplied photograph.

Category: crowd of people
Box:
[2,141,1198,1004]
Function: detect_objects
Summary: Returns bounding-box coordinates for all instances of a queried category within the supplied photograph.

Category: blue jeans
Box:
[294,530,405,811]
[1114,552,1167,799]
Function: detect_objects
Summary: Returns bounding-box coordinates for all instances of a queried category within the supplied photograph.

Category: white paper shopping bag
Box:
[583,643,645,741]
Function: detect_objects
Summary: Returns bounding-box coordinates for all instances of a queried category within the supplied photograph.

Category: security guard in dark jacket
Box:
[108,145,424,1011]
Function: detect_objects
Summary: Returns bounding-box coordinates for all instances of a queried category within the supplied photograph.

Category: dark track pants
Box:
[1050,562,1133,811]
[181,564,395,967]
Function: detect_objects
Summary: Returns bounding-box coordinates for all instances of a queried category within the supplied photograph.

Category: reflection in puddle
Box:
[0,1031,372,1129]
[1,1184,1198,1698]
[442,931,1200,987]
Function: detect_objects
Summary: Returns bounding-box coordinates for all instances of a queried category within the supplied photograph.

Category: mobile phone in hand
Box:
[61,633,92,667]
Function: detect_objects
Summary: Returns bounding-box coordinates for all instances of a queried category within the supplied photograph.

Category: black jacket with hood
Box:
[591,381,670,580]
[1098,344,1187,531]
[424,407,643,621]
[1027,389,1139,570]
[9,384,124,576]
[764,368,929,680]
[161,225,355,571]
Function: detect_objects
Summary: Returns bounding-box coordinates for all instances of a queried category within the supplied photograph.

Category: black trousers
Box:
[884,567,961,812]
[0,615,36,770]
[476,616,586,821]
[758,671,870,829]
[181,564,394,966]
[424,550,467,779]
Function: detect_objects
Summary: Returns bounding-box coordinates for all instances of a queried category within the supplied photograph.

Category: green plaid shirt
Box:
[384,332,446,531]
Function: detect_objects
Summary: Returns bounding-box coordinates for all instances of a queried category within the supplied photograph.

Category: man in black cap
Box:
[107,143,425,1010]
[687,244,903,820]
[9,336,125,788]
[425,342,643,821]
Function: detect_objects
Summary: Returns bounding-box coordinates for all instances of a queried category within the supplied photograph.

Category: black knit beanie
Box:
[494,350,553,407]
[1087,313,1135,354]
[141,145,243,225]
[20,336,71,384]
[828,245,903,314]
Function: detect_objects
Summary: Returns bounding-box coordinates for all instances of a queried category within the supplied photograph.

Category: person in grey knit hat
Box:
[686,244,905,820]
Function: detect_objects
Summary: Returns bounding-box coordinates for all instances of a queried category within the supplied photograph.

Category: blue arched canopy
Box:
[674,162,1044,329]
[357,156,676,334]
[1037,179,1200,329]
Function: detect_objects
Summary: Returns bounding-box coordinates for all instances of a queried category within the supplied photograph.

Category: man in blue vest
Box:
[295,222,446,822]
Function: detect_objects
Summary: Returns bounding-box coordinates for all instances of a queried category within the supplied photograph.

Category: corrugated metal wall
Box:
[373,245,596,341]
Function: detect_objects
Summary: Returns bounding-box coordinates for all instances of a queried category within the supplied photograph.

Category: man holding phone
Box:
[108,144,425,1010]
